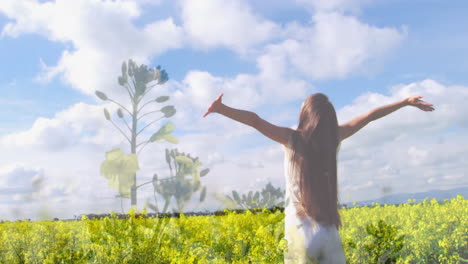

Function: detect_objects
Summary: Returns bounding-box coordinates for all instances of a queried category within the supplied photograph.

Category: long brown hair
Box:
[288,93,342,229]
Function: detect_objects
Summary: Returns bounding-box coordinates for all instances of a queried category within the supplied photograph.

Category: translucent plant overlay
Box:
[95,59,210,215]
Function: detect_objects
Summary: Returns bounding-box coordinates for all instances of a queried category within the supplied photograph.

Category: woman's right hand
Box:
[405,96,435,111]
[203,93,224,118]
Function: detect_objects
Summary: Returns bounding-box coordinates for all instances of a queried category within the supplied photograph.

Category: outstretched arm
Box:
[203,93,293,145]
[339,96,435,141]
[202,94,257,126]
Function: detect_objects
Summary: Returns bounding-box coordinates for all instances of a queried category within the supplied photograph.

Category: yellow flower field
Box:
[0,195,466,264]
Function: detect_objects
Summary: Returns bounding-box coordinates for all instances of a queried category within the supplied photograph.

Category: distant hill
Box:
[342,187,467,207]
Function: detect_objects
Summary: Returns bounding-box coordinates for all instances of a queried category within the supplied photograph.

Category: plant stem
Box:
[108,99,132,116]
[110,120,132,144]
[137,140,151,156]
[137,116,164,136]
[137,83,157,105]
[138,110,162,121]
[124,83,135,102]
[138,99,155,113]
[122,118,132,133]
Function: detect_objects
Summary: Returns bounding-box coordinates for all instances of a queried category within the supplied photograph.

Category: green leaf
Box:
[226,196,235,204]
[264,192,271,203]
[95,91,108,101]
[121,61,127,76]
[253,191,259,202]
[200,168,209,177]
[165,109,176,118]
[155,96,169,103]
[118,76,125,86]
[175,155,193,166]
[165,149,171,164]
[232,191,241,204]
[135,82,146,97]
[213,192,236,210]
[164,135,178,144]
[150,122,175,142]
[134,64,149,96]
[117,108,124,118]
[200,186,207,202]
[128,59,135,76]
[158,69,169,84]
[150,69,161,82]
[161,105,175,118]
[104,108,111,121]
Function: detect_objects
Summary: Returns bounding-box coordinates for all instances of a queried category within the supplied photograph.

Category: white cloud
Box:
[1,0,405,107]
[1,117,78,151]
[376,164,400,180]
[336,79,468,201]
[178,1,407,83]
[265,12,406,80]
[0,163,74,205]
[338,79,468,148]
[179,0,279,54]
[0,102,124,151]
[1,0,140,39]
[1,0,184,98]
[176,48,310,117]
[0,163,44,187]
[181,71,227,109]
[407,146,429,166]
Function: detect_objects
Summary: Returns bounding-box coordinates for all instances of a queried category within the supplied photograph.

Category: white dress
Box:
[283,135,347,264]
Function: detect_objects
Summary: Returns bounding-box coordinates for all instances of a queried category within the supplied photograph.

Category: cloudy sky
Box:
[0,0,467,221]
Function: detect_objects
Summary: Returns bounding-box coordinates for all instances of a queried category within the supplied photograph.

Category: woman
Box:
[203,93,434,263]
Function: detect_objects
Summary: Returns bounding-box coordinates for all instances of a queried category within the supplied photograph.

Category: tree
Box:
[213,182,288,211]
[96,59,177,209]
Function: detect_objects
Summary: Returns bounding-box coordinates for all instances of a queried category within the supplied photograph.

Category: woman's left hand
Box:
[405,95,435,111]
[203,93,224,118]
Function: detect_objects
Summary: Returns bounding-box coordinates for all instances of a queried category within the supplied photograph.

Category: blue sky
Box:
[0,0,467,221]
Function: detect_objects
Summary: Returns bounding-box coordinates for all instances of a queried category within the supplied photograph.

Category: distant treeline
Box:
[2,202,424,223]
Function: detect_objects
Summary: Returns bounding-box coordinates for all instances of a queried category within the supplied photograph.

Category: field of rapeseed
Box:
[0,195,466,264]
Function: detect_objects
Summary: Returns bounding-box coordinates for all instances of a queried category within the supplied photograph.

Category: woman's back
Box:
[283,133,347,264]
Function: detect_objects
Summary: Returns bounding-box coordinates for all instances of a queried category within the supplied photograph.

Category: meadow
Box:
[0,195,466,264]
